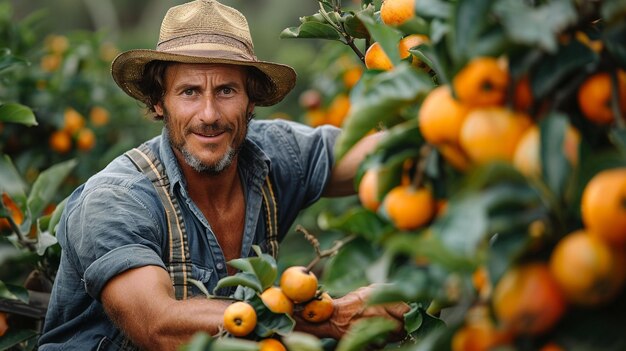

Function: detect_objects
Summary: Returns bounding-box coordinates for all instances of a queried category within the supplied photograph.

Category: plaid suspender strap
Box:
[124,144,192,300]
[260,176,279,258]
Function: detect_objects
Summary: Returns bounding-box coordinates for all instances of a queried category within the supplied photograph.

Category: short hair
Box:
[138,60,277,120]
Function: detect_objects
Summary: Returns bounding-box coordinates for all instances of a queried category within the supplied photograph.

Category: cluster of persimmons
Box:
[221,266,332,351]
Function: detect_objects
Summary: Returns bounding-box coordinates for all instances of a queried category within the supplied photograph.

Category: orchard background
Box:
[2,0,626,350]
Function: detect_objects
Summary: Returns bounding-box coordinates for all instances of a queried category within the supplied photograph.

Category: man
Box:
[39,1,408,349]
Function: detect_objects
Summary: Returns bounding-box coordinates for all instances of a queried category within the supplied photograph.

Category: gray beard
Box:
[180,143,237,175]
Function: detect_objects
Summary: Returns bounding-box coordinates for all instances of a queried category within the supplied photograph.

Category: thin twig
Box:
[295,224,357,272]
[411,144,434,189]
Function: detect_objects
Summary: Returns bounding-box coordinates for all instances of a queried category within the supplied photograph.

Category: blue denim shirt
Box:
[39,119,340,350]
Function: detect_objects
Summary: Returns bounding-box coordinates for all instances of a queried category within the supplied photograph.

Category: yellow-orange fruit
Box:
[453,57,509,108]
[419,85,470,145]
[223,301,257,337]
[261,286,294,315]
[581,167,626,245]
[380,0,415,26]
[381,185,436,230]
[301,292,334,323]
[459,108,533,165]
[280,266,318,303]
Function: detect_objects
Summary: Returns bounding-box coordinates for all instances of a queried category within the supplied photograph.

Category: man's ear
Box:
[154,102,164,116]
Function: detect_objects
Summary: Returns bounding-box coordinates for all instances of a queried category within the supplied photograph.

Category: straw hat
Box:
[111,0,297,106]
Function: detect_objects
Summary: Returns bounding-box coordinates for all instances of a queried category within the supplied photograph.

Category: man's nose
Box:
[197,96,220,124]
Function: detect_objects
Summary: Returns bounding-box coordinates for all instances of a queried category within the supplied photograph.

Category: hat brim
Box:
[111,49,297,107]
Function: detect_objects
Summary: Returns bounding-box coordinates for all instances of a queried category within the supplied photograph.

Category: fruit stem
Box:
[411,144,433,190]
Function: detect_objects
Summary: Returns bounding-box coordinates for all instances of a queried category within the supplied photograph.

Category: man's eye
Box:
[183,89,195,96]
[221,87,233,95]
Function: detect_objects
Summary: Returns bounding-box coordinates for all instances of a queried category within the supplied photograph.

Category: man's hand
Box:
[294,284,410,341]
[327,285,410,340]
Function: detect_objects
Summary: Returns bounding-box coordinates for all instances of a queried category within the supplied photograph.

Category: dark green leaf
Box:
[0,49,28,73]
[531,40,597,99]
[450,0,494,65]
[540,112,574,199]
[213,272,262,294]
[0,329,38,350]
[407,306,447,342]
[27,159,77,219]
[410,41,451,84]
[487,227,534,284]
[0,155,27,197]
[343,7,374,39]
[0,281,29,303]
[336,317,399,351]
[604,22,626,69]
[280,22,341,40]
[227,247,277,291]
[494,0,577,53]
[334,64,434,159]
[0,103,37,126]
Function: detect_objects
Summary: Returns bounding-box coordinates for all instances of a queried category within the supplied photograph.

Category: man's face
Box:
[155,63,254,174]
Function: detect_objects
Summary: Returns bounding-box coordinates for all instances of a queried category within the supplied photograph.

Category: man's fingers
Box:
[384,302,411,320]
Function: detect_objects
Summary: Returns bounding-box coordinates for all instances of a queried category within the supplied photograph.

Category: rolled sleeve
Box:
[83,244,166,300]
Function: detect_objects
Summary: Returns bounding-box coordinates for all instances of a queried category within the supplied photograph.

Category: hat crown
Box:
[157,0,254,55]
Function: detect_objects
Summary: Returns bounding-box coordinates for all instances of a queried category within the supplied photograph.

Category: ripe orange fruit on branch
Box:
[577,71,626,125]
[381,185,435,230]
[358,168,381,212]
[365,35,429,71]
[453,57,509,108]
[380,0,415,26]
[63,107,86,135]
[301,292,334,323]
[581,167,626,245]
[261,286,294,315]
[49,130,72,154]
[459,107,533,165]
[419,85,470,145]
[259,338,287,351]
[223,301,257,337]
[76,128,96,151]
[493,262,566,335]
[280,266,318,303]
[0,312,8,337]
[549,230,626,306]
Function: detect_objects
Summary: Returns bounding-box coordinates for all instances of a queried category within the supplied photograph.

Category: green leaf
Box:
[0,103,37,126]
[0,281,29,303]
[48,196,68,236]
[323,238,378,296]
[343,6,374,39]
[179,332,213,351]
[0,155,27,197]
[188,279,211,298]
[358,13,403,65]
[34,227,58,256]
[493,0,578,53]
[248,294,295,337]
[227,248,277,291]
[317,208,393,242]
[0,329,38,351]
[212,337,260,351]
[384,232,475,271]
[334,64,434,160]
[0,48,28,73]
[280,22,341,40]
[409,42,451,84]
[336,317,399,351]
[450,0,494,65]
[27,159,77,219]
[213,272,262,294]
[367,268,434,304]
[282,331,324,351]
[405,304,447,342]
[531,40,597,99]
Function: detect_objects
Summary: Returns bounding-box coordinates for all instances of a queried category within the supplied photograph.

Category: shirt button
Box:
[216,263,224,270]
